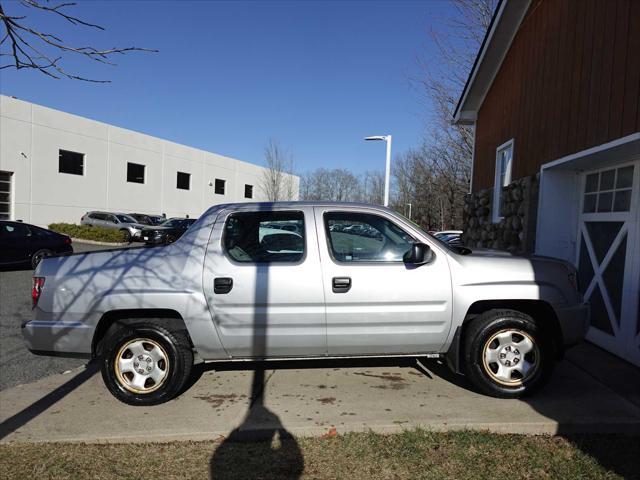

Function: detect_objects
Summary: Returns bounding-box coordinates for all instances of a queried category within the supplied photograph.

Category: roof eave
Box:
[453,0,531,125]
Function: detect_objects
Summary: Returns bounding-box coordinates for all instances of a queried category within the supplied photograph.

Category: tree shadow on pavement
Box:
[0,362,99,440]
[209,244,303,479]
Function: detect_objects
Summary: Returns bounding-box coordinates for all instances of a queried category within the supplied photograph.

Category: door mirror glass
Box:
[403,243,433,265]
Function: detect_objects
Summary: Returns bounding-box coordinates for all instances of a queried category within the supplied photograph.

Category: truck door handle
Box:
[214,277,233,294]
[332,277,351,293]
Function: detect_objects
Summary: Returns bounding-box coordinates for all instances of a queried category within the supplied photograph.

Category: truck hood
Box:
[449,247,579,305]
[464,248,575,270]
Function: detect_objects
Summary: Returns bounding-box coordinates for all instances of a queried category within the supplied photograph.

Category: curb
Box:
[70,238,130,247]
[3,419,640,444]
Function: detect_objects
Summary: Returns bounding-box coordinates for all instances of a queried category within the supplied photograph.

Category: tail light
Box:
[64,236,72,245]
[32,277,45,308]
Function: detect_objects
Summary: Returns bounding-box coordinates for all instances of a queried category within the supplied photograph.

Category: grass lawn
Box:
[1,429,638,479]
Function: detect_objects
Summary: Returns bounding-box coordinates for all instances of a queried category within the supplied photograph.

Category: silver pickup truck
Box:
[23,202,589,406]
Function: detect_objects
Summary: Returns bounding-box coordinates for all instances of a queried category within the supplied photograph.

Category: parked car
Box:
[81,211,147,242]
[141,218,197,245]
[129,213,165,226]
[434,231,463,248]
[24,202,588,406]
[0,221,72,269]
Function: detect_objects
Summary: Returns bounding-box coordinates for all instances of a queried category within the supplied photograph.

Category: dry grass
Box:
[1,430,638,480]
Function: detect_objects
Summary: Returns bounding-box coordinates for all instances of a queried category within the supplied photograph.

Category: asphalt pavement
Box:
[0,242,133,391]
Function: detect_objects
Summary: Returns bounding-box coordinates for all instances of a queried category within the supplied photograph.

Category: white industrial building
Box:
[0,95,298,227]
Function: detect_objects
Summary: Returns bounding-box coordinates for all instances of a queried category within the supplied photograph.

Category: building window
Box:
[244,184,253,199]
[127,162,145,184]
[492,140,514,223]
[58,149,84,176]
[583,165,634,213]
[177,171,190,190]
[215,178,225,195]
[0,171,11,220]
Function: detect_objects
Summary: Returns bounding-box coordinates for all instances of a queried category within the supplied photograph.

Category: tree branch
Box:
[0,0,157,82]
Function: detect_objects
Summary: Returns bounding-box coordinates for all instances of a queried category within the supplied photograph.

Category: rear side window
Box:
[223,211,304,263]
[1,222,30,237]
[31,225,54,237]
[89,213,106,221]
[324,211,414,262]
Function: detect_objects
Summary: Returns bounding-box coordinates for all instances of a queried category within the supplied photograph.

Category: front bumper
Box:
[555,302,590,347]
[141,232,166,244]
[22,319,94,358]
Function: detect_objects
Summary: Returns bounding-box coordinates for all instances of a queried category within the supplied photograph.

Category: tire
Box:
[463,309,553,398]
[120,229,131,243]
[31,249,52,269]
[165,234,176,244]
[100,320,193,406]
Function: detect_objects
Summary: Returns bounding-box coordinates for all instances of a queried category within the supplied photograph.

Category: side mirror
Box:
[403,242,434,265]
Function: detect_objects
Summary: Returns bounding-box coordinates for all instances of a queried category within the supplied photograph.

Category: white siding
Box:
[0,95,299,226]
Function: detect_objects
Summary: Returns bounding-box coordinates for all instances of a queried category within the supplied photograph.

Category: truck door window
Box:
[223,211,304,263]
[324,211,414,262]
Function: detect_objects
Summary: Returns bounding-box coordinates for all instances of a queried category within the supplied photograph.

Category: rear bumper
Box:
[555,302,590,347]
[22,319,94,358]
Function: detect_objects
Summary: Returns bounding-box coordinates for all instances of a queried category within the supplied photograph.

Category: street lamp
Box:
[364,135,392,207]
[406,202,412,221]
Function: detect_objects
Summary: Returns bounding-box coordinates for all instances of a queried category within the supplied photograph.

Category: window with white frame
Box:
[492,140,514,223]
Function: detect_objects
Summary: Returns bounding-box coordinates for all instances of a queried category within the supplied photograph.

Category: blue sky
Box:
[0,0,456,175]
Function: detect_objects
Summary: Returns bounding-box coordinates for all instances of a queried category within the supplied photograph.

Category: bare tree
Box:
[406,0,497,229]
[260,138,295,201]
[0,0,155,82]
[300,167,384,205]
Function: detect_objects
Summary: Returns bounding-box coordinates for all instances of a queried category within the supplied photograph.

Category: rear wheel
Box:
[100,321,193,406]
[463,309,553,398]
[31,249,51,269]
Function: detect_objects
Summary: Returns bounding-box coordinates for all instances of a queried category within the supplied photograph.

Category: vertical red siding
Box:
[472,0,640,191]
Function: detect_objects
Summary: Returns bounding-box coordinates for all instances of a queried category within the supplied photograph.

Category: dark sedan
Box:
[0,221,73,269]
[141,218,197,245]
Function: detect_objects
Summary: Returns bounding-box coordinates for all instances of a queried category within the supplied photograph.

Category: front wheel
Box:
[463,309,553,398]
[100,321,193,406]
[120,229,131,243]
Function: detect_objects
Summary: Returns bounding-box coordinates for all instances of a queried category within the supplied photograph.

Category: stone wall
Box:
[461,173,540,253]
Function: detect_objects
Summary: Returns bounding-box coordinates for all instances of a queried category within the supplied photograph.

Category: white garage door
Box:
[577,161,640,366]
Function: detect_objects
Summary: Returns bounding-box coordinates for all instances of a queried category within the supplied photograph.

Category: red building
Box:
[454,0,640,365]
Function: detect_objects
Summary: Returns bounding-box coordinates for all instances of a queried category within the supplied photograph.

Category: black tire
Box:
[31,249,52,269]
[100,320,193,406]
[120,229,131,243]
[165,234,176,244]
[463,309,553,398]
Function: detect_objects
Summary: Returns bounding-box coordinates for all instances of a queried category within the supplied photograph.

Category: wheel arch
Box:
[445,299,563,374]
[92,309,192,358]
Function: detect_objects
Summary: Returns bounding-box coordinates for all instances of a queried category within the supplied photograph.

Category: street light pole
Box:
[406,202,412,220]
[384,135,392,207]
[364,135,392,207]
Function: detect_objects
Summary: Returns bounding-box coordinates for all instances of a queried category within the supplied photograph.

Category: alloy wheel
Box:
[482,329,539,386]
[114,338,170,394]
